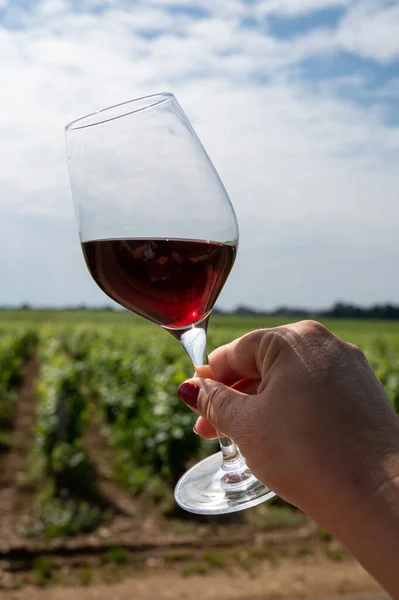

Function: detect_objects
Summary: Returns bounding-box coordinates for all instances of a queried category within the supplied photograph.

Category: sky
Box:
[1,0,399,312]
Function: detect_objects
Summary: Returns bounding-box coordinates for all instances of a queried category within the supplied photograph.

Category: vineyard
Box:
[0,310,394,595]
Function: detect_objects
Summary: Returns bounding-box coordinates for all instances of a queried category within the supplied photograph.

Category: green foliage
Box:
[325,546,347,561]
[72,327,202,493]
[79,566,94,586]
[28,324,204,535]
[0,328,38,428]
[5,314,399,538]
[25,331,104,537]
[247,504,306,529]
[106,547,129,564]
[36,336,93,497]
[203,550,226,568]
[295,545,313,557]
[365,338,399,411]
[249,547,279,564]
[33,556,54,585]
[316,526,333,541]
[26,497,104,538]
[181,561,210,576]
[263,506,304,528]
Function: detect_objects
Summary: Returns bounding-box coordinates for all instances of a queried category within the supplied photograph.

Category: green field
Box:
[1,310,399,540]
[3,308,399,342]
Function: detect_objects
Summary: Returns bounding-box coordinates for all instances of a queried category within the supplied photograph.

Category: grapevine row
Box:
[0,328,38,430]
[14,323,399,537]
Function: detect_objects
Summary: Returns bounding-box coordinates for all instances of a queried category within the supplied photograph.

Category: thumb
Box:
[177,378,252,440]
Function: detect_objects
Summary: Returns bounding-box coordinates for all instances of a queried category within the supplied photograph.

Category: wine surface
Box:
[82,238,236,328]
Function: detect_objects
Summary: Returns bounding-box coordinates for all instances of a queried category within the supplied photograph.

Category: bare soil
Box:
[0,554,383,600]
[82,395,141,517]
[0,357,39,549]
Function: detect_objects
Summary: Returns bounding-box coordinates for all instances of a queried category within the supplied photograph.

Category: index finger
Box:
[194,377,261,439]
[207,328,269,386]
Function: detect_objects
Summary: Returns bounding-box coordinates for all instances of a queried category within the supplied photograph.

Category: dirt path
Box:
[0,358,38,548]
[1,552,383,600]
[82,398,139,517]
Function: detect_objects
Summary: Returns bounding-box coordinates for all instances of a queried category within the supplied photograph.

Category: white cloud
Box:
[0,0,398,309]
[336,0,399,62]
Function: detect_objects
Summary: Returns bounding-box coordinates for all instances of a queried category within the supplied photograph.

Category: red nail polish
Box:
[178,382,199,410]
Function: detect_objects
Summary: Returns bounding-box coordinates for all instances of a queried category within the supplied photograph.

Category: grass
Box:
[236,556,254,572]
[0,430,10,449]
[3,309,399,342]
[249,547,279,565]
[178,550,228,576]
[229,547,280,572]
[166,520,197,534]
[79,566,94,585]
[101,565,124,584]
[106,547,129,564]
[316,526,333,542]
[181,561,210,576]
[0,430,10,470]
[203,550,226,568]
[10,577,23,590]
[9,540,349,589]
[165,550,188,563]
[33,556,54,586]
[295,544,313,558]
[247,505,306,529]
[325,546,347,561]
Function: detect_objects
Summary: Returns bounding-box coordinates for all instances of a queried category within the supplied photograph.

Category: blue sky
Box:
[0,0,399,310]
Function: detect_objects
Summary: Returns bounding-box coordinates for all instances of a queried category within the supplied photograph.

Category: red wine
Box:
[82,238,236,328]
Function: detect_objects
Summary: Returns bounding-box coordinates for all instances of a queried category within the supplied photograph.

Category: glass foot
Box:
[175,451,275,515]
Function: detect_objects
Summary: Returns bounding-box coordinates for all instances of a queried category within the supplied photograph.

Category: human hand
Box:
[178,321,399,596]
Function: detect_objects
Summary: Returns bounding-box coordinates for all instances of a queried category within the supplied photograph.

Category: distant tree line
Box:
[215,302,399,320]
[3,301,399,320]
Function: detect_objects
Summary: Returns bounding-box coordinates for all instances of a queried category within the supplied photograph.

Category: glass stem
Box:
[169,319,254,491]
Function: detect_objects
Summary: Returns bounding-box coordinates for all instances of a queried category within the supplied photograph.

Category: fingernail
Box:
[193,425,199,435]
[178,382,199,410]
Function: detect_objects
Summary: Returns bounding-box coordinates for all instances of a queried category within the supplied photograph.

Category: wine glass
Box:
[65,93,275,514]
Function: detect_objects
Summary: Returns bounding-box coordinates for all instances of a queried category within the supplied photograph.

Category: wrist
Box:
[320,450,399,597]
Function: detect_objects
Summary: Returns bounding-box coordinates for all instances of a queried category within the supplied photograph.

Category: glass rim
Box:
[65,92,175,132]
